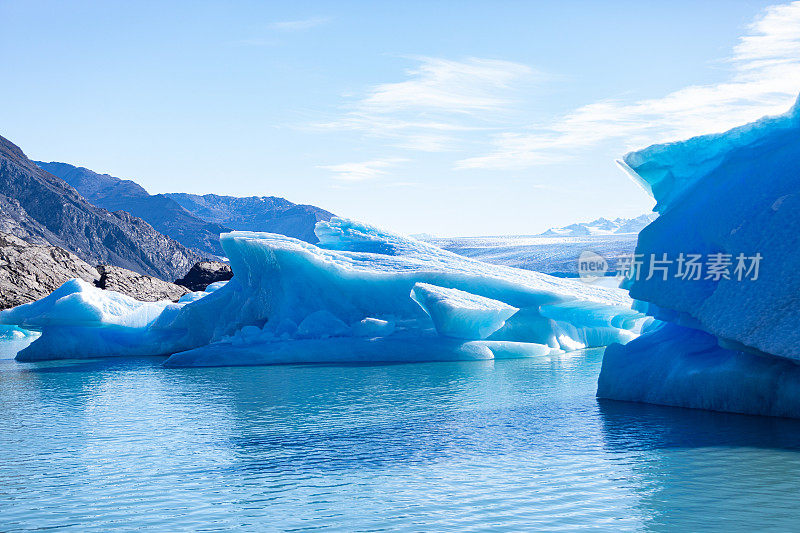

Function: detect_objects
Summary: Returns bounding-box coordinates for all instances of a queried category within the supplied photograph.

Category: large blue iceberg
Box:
[599,96,800,417]
[1,219,646,365]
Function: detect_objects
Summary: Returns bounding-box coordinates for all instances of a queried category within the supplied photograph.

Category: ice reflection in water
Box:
[2,348,800,531]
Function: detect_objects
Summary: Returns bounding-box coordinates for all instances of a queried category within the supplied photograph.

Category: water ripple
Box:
[3,350,800,531]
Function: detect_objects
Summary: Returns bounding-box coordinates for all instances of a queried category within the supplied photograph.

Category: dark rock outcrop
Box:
[175,261,232,291]
[0,233,99,310]
[0,232,194,310]
[166,193,334,243]
[36,161,231,257]
[95,264,190,302]
[0,135,199,281]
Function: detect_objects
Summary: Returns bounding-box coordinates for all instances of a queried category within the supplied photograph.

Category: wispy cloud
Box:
[318,158,407,182]
[459,1,800,169]
[269,17,330,31]
[233,17,329,46]
[317,57,539,152]
[360,57,533,114]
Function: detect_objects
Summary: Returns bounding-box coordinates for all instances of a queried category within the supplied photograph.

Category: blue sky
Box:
[2,0,798,235]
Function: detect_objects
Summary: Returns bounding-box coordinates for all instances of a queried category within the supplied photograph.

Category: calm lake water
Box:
[3,349,800,531]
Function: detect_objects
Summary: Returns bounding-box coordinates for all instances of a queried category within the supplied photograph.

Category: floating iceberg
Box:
[2,278,173,329]
[0,325,40,359]
[1,219,645,365]
[0,279,193,360]
[599,96,800,417]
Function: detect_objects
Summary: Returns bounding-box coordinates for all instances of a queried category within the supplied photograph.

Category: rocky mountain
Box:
[38,161,336,249]
[175,261,233,291]
[0,135,199,281]
[94,264,189,302]
[166,193,334,243]
[539,213,657,236]
[36,161,231,257]
[0,233,189,309]
[0,195,61,246]
[34,161,150,201]
[0,232,99,309]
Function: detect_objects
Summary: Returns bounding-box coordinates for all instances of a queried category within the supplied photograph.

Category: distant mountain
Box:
[0,194,61,246]
[166,193,334,244]
[37,162,336,249]
[614,214,659,234]
[0,135,198,280]
[35,161,150,200]
[36,161,231,257]
[539,214,657,237]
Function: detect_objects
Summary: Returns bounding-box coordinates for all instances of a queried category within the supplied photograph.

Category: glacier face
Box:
[1,218,645,365]
[599,322,800,419]
[619,97,800,360]
[599,96,800,417]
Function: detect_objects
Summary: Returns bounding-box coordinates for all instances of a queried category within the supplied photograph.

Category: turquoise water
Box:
[3,350,800,531]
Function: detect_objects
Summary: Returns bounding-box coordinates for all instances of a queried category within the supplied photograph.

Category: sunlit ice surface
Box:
[3,351,800,531]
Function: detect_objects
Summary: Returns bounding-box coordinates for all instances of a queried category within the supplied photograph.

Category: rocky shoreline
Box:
[0,232,233,309]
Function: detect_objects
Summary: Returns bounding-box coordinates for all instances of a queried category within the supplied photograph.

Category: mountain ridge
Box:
[166,193,334,244]
[37,161,336,250]
[539,213,657,237]
[36,161,231,257]
[0,135,199,280]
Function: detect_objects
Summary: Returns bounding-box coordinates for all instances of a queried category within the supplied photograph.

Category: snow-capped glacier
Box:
[539,214,658,237]
[598,96,800,417]
[1,218,646,365]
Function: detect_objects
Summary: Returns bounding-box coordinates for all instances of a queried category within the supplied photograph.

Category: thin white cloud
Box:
[269,17,329,31]
[317,57,539,152]
[318,158,407,182]
[459,1,800,169]
[234,17,329,46]
[361,57,533,114]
